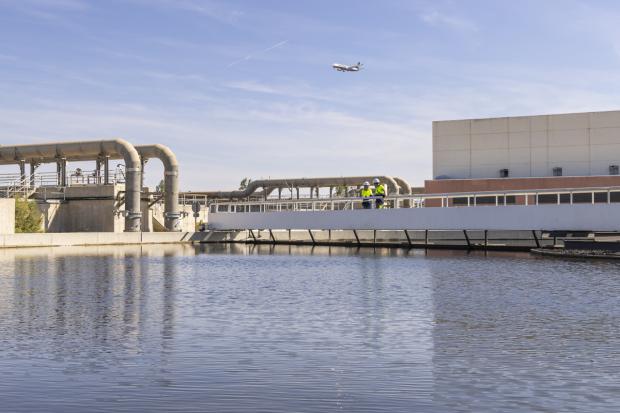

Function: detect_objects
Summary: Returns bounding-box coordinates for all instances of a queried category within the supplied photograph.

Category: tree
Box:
[15,196,42,233]
[239,177,252,190]
[156,179,165,193]
[334,185,349,197]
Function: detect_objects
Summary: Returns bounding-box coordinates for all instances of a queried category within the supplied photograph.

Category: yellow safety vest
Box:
[361,188,372,199]
[374,184,385,196]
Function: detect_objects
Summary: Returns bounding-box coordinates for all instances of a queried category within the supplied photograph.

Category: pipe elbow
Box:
[110,138,141,168]
[135,144,178,171]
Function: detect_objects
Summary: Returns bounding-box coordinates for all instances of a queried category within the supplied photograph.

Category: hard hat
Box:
[373,178,380,184]
[363,181,370,186]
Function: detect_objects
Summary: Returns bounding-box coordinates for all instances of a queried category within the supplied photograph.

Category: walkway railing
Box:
[209,185,620,214]
[0,169,126,198]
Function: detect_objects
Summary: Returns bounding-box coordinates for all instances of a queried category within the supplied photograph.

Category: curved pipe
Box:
[0,139,142,232]
[192,176,401,199]
[393,177,413,195]
[135,144,180,232]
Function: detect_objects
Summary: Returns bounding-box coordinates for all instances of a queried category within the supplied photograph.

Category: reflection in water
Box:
[428,254,620,412]
[0,245,618,412]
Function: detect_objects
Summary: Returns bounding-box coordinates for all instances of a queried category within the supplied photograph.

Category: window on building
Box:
[497,195,516,205]
[610,165,619,175]
[474,196,497,205]
[552,167,563,177]
[537,194,558,204]
[572,193,592,203]
[451,197,471,206]
[499,169,509,178]
[594,192,608,203]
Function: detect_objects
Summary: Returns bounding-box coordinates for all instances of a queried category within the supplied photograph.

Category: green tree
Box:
[155,179,165,193]
[15,197,42,233]
[334,185,349,197]
[239,177,252,190]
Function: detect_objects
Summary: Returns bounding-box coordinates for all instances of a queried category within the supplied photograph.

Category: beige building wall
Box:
[433,110,620,179]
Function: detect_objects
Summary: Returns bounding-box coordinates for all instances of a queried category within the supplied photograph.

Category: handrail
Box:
[209,185,620,214]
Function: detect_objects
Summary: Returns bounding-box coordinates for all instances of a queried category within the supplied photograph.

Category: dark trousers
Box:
[362,200,372,209]
[375,196,384,209]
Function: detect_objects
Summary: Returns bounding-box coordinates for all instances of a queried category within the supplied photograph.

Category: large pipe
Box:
[190,176,401,199]
[393,177,413,195]
[0,139,142,232]
[134,144,180,231]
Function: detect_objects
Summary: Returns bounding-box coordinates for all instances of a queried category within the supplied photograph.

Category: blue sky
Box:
[2,0,620,190]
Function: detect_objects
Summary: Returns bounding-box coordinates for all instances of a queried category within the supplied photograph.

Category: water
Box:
[0,244,619,412]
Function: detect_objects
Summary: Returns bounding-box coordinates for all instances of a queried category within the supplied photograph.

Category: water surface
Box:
[0,244,619,412]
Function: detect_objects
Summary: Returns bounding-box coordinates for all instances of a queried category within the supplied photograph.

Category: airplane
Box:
[332,62,363,72]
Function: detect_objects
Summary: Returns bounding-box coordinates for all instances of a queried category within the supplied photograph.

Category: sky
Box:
[2,0,620,190]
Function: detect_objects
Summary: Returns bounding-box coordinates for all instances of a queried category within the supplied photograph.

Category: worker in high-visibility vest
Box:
[360,181,372,209]
[373,178,386,209]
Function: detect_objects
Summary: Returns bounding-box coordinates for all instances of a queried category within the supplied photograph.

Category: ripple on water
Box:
[0,245,618,412]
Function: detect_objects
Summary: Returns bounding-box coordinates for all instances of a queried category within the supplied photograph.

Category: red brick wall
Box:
[425,176,620,194]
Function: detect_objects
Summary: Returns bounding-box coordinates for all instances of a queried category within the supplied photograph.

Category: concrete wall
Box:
[0,231,215,248]
[208,203,620,232]
[34,184,155,233]
[0,199,15,234]
[433,110,620,179]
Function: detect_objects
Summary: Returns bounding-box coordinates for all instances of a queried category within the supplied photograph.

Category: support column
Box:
[56,158,62,186]
[95,157,102,184]
[19,160,26,183]
[532,230,540,248]
[61,158,67,187]
[140,158,147,190]
[463,230,471,248]
[104,155,110,185]
[29,162,38,188]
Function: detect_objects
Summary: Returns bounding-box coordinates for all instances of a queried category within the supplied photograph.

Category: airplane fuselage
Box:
[332,63,361,72]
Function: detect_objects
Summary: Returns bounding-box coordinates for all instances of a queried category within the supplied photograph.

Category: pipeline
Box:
[0,139,142,232]
[190,176,402,199]
[392,177,413,195]
[135,144,180,232]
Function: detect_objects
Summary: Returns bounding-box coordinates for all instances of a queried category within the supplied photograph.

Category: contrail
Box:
[227,40,289,67]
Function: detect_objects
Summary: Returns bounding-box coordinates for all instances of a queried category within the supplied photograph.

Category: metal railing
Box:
[0,176,32,199]
[0,169,126,198]
[209,186,620,214]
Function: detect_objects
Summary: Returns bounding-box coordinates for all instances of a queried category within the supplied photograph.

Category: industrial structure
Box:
[2,109,620,251]
[0,140,186,233]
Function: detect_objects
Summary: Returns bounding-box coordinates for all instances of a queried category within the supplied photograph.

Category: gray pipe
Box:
[192,176,401,199]
[0,139,142,232]
[135,144,180,232]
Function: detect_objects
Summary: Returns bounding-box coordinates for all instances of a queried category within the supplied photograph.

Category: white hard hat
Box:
[363,181,370,186]
[373,178,380,184]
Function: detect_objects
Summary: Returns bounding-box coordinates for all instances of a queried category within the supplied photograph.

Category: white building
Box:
[432,110,620,180]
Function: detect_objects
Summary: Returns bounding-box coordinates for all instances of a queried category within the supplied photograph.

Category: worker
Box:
[360,181,373,209]
[373,178,386,209]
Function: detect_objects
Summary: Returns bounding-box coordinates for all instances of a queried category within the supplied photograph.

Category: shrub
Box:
[15,197,42,233]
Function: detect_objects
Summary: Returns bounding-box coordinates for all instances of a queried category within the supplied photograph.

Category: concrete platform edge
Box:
[0,231,222,249]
